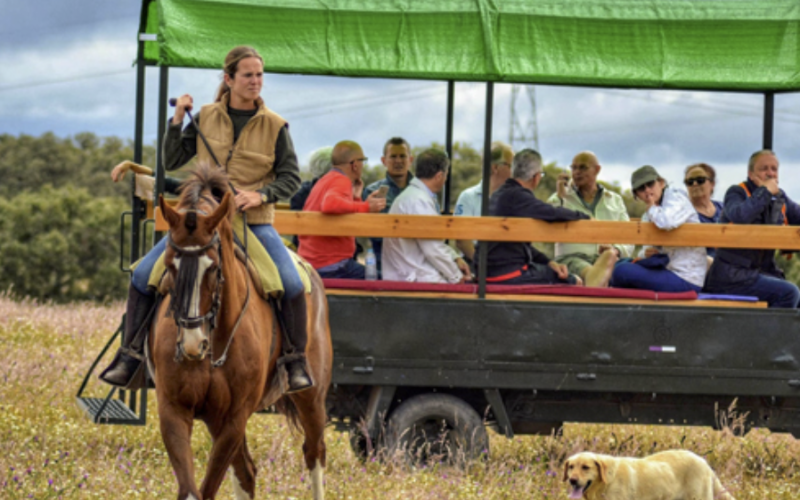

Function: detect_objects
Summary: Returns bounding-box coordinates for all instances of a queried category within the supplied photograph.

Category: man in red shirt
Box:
[299,140,386,278]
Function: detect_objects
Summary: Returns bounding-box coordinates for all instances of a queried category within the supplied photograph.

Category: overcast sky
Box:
[3,0,800,199]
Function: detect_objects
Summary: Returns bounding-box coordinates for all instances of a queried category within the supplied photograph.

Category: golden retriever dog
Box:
[563,450,734,500]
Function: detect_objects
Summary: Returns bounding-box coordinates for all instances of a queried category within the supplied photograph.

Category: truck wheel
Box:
[383,393,489,465]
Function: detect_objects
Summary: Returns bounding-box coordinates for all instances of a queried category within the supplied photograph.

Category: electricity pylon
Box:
[509,84,540,151]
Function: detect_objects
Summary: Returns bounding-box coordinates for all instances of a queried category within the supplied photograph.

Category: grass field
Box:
[2,294,800,499]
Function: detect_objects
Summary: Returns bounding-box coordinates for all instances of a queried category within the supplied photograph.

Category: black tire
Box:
[383,393,489,465]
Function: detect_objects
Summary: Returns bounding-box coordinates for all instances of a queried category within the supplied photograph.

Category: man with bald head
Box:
[546,151,632,287]
[705,149,800,308]
[298,140,386,278]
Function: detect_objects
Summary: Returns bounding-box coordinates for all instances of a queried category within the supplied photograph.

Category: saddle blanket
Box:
[139,214,312,298]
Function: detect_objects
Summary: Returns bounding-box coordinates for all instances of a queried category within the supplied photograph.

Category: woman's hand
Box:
[235,190,263,212]
[171,94,194,125]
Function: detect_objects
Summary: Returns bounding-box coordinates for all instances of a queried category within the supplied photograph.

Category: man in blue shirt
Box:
[704,149,800,308]
[362,137,414,276]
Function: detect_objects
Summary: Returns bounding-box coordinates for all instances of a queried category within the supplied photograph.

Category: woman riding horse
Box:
[100,46,313,393]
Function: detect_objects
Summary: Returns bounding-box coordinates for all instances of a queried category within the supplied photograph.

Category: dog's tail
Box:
[713,475,735,500]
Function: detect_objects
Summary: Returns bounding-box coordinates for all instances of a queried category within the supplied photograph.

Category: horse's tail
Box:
[275,395,302,432]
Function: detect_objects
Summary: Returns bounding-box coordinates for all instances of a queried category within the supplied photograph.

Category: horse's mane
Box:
[179,163,231,208]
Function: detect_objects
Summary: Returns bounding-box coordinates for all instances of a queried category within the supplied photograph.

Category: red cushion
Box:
[321,279,698,301]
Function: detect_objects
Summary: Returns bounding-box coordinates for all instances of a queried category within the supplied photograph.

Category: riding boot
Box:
[99,286,156,389]
[277,293,314,394]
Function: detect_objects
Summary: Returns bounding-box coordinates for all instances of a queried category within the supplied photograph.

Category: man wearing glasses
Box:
[298,140,386,279]
[704,149,800,308]
[546,151,632,287]
[454,141,514,261]
[482,149,589,285]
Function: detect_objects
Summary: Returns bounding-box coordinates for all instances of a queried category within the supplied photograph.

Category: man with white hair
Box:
[483,149,589,285]
[704,149,800,308]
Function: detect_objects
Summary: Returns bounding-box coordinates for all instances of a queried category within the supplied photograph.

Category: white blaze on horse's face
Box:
[174,249,215,360]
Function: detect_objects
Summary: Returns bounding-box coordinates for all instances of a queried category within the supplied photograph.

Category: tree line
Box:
[0,132,794,302]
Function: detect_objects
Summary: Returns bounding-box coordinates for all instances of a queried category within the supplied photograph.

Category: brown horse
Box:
[149,166,332,500]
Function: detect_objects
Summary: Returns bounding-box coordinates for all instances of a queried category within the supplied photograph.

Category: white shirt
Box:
[383,178,463,283]
[641,185,708,288]
[454,182,482,217]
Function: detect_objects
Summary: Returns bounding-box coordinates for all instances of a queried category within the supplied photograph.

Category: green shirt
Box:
[547,186,633,259]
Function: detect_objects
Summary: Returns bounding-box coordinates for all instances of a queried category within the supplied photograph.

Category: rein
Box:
[166,226,250,368]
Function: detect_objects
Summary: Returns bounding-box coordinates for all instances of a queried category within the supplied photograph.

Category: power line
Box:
[0,69,131,92]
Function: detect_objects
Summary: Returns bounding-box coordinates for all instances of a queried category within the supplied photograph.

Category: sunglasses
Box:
[684,177,709,187]
[634,180,657,193]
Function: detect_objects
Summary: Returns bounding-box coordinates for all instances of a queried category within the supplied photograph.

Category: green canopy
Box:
[140,0,800,91]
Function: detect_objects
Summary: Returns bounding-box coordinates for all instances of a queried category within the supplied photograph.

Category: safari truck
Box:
[78,0,800,460]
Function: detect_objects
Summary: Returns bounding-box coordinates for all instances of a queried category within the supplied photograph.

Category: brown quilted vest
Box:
[197,93,287,224]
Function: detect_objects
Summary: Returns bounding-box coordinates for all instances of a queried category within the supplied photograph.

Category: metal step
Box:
[76,396,145,426]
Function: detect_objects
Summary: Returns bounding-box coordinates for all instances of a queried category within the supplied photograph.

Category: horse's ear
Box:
[205,191,233,231]
[159,195,181,229]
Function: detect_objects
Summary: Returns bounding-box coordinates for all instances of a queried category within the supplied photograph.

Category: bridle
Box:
[165,219,250,368]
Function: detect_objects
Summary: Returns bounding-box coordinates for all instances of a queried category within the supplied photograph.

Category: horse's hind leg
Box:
[199,416,247,500]
[159,404,202,500]
[228,437,256,500]
[292,392,328,500]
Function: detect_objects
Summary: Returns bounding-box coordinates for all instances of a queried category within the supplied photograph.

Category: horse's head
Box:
[159,174,233,362]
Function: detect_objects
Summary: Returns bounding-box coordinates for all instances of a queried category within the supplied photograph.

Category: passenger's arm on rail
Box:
[513,190,589,223]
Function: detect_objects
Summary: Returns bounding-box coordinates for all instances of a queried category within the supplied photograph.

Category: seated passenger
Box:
[684,162,723,258]
[704,150,800,308]
[484,148,589,285]
[362,137,415,277]
[611,166,706,293]
[298,140,386,279]
[382,149,472,283]
[454,141,514,261]
[290,146,333,211]
[546,151,630,287]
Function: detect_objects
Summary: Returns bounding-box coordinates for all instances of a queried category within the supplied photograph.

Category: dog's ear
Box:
[562,459,570,482]
[595,458,608,484]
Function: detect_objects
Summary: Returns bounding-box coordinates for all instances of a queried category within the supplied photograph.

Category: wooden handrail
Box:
[272,211,800,251]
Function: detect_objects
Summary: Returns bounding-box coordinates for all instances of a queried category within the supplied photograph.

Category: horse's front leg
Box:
[199,415,248,500]
[158,403,202,500]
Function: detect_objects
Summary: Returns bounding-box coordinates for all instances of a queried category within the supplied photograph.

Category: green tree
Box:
[0,185,128,302]
[0,132,156,200]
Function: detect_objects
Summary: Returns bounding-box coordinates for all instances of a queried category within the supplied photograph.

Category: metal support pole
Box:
[763,92,774,150]
[478,82,494,299]
[442,81,455,213]
[154,66,170,243]
[130,42,146,263]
